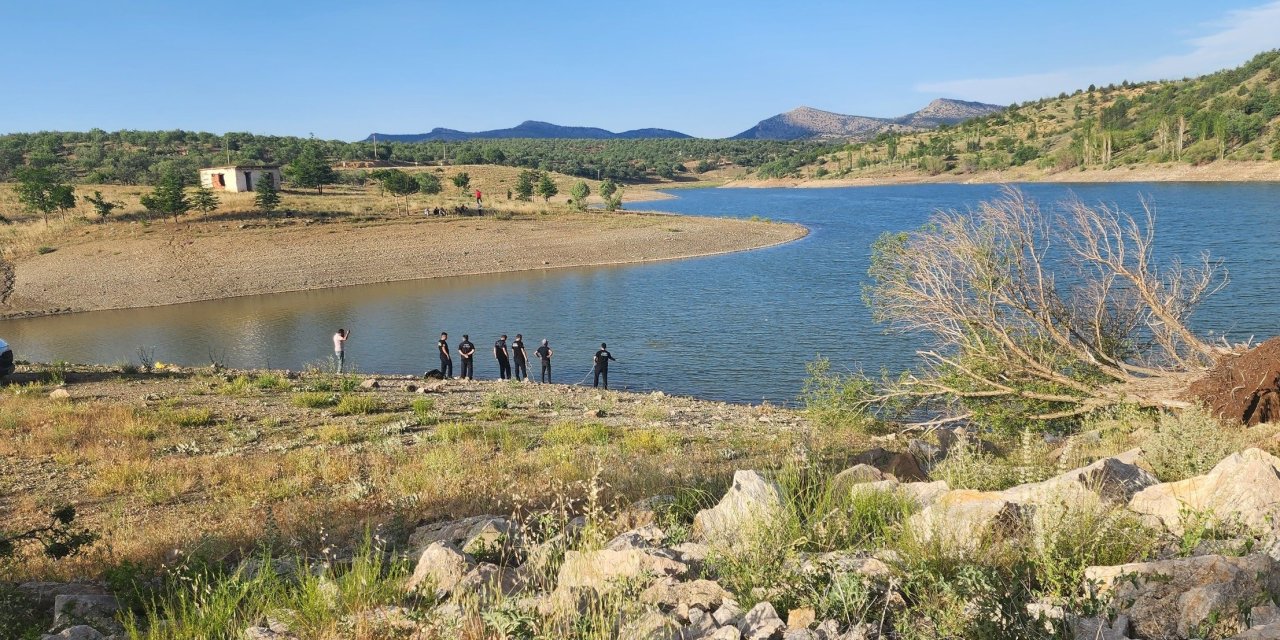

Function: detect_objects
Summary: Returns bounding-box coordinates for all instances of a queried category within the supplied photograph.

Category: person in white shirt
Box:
[333,329,350,372]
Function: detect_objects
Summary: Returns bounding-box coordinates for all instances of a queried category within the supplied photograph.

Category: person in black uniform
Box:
[535,339,553,383]
[511,334,529,381]
[458,334,475,380]
[437,331,453,378]
[593,342,616,389]
[494,334,511,380]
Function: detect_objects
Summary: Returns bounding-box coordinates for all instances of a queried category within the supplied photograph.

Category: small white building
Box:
[199,165,282,193]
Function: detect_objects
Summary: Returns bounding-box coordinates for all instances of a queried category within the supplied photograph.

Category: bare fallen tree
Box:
[863,187,1236,430]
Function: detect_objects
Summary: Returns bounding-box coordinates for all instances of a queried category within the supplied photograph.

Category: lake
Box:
[3,182,1278,404]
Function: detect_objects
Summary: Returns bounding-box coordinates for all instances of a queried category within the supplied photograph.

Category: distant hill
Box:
[793,49,1280,180]
[366,121,692,142]
[730,99,1004,141]
[894,98,1007,128]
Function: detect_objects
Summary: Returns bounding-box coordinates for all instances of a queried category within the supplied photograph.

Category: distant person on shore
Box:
[512,334,529,381]
[536,339,553,383]
[494,334,511,380]
[593,342,616,389]
[437,331,452,378]
[333,329,350,373]
[475,189,483,205]
[458,334,476,380]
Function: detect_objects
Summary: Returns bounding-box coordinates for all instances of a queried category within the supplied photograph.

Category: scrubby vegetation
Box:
[804,50,1280,180]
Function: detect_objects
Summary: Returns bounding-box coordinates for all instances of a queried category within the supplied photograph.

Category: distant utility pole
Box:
[372,134,378,162]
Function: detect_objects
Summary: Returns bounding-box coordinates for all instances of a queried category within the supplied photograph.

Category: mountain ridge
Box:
[731,98,1005,141]
[365,120,692,142]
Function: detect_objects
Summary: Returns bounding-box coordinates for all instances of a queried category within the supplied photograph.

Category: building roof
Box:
[201,165,281,171]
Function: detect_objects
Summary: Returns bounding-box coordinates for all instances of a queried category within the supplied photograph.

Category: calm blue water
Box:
[3,183,1278,403]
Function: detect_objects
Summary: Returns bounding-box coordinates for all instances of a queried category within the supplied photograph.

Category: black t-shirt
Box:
[536,345,551,360]
[594,349,613,370]
[437,339,450,358]
[512,339,526,361]
[459,340,474,358]
[495,340,508,359]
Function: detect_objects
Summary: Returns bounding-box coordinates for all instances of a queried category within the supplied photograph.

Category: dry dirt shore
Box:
[721,160,1280,189]
[1,211,805,318]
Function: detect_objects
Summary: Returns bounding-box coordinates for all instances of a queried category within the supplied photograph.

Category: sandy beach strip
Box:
[1,212,805,318]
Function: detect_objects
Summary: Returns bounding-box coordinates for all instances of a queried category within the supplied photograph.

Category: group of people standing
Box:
[333,328,618,388]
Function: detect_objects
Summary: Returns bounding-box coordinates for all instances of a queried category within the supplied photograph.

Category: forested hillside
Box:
[0,129,834,186]
[801,50,1280,179]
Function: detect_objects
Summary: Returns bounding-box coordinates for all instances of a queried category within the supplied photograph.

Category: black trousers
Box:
[460,357,473,380]
[513,357,528,381]
[540,360,551,383]
[497,357,511,379]
[593,367,608,389]
[439,354,452,378]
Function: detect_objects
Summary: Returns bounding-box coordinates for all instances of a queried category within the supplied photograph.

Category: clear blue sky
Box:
[5,0,1280,140]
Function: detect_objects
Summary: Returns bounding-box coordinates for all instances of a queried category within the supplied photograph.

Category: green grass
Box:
[291,392,337,409]
[332,395,382,416]
[251,373,291,391]
[120,540,407,640]
[543,421,611,446]
[217,376,254,397]
[161,407,216,428]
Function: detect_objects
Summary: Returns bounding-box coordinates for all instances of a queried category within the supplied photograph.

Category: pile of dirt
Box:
[1186,336,1280,425]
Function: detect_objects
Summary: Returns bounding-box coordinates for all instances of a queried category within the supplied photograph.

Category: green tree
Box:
[285,145,337,194]
[416,172,442,196]
[569,181,590,210]
[83,190,123,223]
[192,185,220,214]
[254,172,280,215]
[536,174,558,202]
[380,169,419,212]
[15,165,75,225]
[451,172,471,194]
[604,188,624,212]
[514,170,538,201]
[598,179,617,201]
[140,168,193,222]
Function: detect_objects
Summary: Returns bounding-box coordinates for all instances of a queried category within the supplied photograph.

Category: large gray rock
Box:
[1085,553,1280,639]
[1128,448,1280,536]
[642,577,733,613]
[829,464,888,490]
[41,626,105,640]
[906,490,1031,550]
[18,582,108,613]
[606,525,667,551]
[460,516,519,558]
[693,471,784,547]
[737,601,786,640]
[1000,450,1157,506]
[555,548,687,593]
[405,540,474,597]
[616,608,682,640]
[407,514,505,553]
[51,595,121,635]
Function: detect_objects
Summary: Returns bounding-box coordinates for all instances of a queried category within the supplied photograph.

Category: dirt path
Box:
[1,212,805,318]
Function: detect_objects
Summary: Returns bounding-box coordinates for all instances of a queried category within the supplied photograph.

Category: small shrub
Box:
[162,407,215,428]
[485,393,512,409]
[929,437,1016,490]
[1142,407,1242,482]
[411,398,436,419]
[622,428,675,454]
[292,392,337,409]
[36,246,56,255]
[317,423,362,445]
[333,395,382,416]
[436,421,482,443]
[801,358,881,433]
[218,375,254,396]
[252,373,290,391]
[544,421,611,446]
